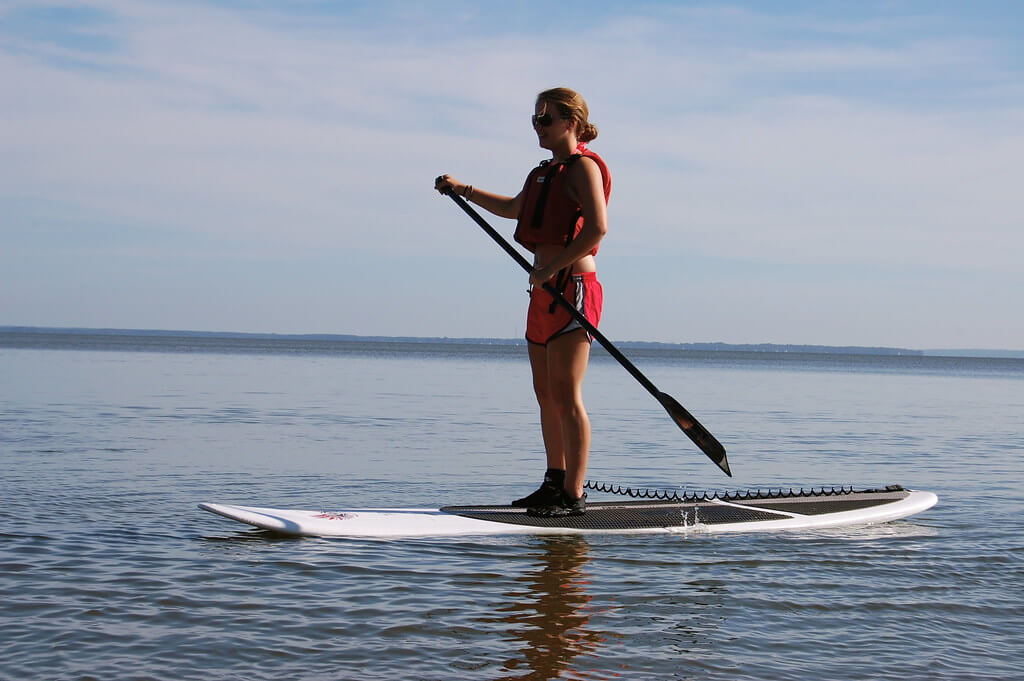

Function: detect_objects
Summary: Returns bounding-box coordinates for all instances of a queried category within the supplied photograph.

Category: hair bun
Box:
[579,122,598,143]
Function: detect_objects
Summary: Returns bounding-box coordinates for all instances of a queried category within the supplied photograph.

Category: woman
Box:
[435,87,611,517]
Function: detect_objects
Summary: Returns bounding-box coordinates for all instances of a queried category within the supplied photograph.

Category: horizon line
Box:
[3,325,1023,359]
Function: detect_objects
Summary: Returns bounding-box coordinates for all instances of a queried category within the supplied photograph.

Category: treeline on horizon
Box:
[1,326,925,356]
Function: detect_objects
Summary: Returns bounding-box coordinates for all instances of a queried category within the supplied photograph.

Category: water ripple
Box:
[2,346,1023,680]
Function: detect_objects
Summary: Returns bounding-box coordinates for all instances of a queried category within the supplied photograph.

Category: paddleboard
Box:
[199,485,937,538]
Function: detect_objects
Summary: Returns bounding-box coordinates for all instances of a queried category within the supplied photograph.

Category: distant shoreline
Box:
[3,325,1022,359]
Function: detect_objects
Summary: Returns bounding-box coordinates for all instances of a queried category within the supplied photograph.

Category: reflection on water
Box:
[477,536,609,680]
[480,536,734,679]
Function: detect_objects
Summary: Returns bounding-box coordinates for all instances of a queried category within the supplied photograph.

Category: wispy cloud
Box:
[2,1,1021,345]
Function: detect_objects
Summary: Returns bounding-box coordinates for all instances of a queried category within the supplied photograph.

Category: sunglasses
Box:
[531,113,564,127]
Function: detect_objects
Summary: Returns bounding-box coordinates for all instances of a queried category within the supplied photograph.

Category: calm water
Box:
[1,332,1022,680]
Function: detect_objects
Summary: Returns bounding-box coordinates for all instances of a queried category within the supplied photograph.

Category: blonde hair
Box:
[537,87,598,143]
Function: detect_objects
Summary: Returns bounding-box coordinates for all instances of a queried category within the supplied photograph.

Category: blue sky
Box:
[2,1,1022,349]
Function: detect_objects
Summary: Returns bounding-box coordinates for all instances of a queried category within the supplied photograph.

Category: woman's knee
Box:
[532,376,555,405]
[549,381,585,415]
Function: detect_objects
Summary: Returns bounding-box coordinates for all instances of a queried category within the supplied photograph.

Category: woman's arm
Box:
[435,174,522,220]
[530,157,608,284]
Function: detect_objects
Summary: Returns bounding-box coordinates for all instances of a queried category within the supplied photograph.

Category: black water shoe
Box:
[511,481,562,508]
[512,469,566,507]
[527,491,587,518]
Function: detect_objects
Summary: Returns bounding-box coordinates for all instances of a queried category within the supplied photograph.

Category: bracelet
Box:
[462,185,474,199]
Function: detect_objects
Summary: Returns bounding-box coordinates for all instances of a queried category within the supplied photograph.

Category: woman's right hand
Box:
[433,173,465,196]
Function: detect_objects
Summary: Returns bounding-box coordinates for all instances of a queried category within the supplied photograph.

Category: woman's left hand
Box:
[529,265,555,288]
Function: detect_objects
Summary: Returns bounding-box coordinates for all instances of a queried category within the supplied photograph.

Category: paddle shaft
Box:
[445,190,730,475]
[446,194,654,389]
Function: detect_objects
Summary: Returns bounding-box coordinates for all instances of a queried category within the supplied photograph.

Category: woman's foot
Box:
[527,490,587,517]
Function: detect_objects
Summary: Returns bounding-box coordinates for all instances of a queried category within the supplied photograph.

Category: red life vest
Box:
[513,146,611,255]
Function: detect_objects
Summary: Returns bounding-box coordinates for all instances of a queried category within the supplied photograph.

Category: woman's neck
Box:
[549,135,580,164]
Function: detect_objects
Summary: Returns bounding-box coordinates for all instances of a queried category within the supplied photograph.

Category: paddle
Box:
[444,190,731,476]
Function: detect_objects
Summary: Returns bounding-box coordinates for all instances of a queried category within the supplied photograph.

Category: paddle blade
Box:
[657,392,731,476]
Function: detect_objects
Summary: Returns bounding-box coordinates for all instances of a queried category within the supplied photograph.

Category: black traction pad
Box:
[441,487,910,530]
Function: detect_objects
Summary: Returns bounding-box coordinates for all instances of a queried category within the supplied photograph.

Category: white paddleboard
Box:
[199,486,937,538]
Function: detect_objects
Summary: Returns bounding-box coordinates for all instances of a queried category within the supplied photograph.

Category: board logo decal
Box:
[314,512,355,521]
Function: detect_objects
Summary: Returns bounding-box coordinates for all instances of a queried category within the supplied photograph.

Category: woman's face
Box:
[533,99,575,151]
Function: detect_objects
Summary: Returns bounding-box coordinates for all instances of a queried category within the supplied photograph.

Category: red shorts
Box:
[526,272,603,345]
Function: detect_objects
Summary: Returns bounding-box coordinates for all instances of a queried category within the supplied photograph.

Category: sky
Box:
[2,0,1022,350]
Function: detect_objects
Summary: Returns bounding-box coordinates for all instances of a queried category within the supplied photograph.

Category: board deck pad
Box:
[442,487,913,530]
[200,485,938,538]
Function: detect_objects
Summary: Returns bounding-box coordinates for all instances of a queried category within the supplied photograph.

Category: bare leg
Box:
[528,330,593,498]
[528,341,566,471]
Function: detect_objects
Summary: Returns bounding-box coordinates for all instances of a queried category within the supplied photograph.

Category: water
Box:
[2,332,1022,680]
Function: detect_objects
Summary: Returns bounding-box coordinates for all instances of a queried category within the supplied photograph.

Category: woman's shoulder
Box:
[570,152,609,179]
[568,151,611,198]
